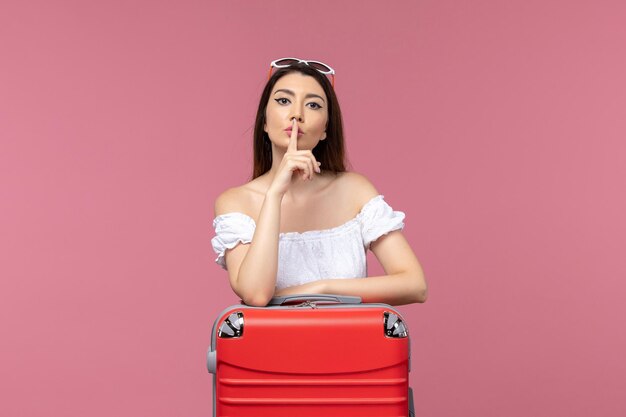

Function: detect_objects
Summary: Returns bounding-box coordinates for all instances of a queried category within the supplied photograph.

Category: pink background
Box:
[1,0,625,416]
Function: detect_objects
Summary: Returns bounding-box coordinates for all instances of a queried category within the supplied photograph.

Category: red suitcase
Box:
[207,294,416,417]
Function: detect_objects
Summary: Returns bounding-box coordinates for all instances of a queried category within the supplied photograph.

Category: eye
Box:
[274,98,323,110]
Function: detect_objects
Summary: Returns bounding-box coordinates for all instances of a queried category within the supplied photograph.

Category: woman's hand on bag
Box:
[267,118,322,197]
[274,279,327,297]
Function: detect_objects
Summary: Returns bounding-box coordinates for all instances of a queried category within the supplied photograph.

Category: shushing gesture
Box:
[267,118,322,197]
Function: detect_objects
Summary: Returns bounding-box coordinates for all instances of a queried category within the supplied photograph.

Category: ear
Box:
[320,131,327,141]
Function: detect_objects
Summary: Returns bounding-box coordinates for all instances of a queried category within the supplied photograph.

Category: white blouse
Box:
[211,194,405,290]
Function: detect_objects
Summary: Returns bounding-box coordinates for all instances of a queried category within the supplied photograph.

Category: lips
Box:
[285,128,304,135]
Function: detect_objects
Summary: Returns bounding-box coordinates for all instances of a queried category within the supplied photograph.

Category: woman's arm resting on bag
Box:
[274,230,427,306]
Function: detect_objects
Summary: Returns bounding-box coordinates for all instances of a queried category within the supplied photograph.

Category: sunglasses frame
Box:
[268,57,335,88]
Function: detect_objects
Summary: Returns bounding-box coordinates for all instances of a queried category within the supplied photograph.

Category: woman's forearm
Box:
[322,272,428,306]
[235,191,283,305]
[275,272,427,306]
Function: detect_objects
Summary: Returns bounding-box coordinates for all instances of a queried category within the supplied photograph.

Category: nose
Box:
[290,114,302,122]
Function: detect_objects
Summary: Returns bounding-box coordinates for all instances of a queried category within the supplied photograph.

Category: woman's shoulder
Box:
[214,175,273,218]
[334,171,381,212]
[336,171,378,193]
[214,185,253,218]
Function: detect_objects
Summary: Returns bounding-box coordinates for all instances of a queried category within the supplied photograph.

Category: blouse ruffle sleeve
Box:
[211,212,256,270]
[357,195,406,250]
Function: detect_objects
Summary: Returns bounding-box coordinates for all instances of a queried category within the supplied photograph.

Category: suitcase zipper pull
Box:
[295,300,317,309]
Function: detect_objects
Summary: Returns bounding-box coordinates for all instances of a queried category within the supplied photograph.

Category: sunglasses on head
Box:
[268,57,335,88]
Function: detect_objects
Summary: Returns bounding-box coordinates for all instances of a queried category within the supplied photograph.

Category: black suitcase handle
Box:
[267,293,362,306]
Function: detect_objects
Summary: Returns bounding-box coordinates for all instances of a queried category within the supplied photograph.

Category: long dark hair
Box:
[252,63,349,179]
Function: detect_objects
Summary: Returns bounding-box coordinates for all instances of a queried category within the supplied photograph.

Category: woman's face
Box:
[264,72,329,150]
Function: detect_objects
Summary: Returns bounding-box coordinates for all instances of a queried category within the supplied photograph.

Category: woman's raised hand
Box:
[267,118,322,197]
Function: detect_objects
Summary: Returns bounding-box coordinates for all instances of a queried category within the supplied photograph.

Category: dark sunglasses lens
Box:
[308,62,331,73]
[275,58,300,67]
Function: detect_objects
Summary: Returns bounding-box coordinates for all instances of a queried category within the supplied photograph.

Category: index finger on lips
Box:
[287,118,298,152]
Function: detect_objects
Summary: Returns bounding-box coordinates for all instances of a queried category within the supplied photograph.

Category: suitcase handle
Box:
[268,293,362,306]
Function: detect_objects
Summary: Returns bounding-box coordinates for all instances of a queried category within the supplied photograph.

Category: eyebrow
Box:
[273,89,326,103]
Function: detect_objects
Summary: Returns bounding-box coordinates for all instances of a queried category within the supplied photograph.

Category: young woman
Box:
[211,58,428,307]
